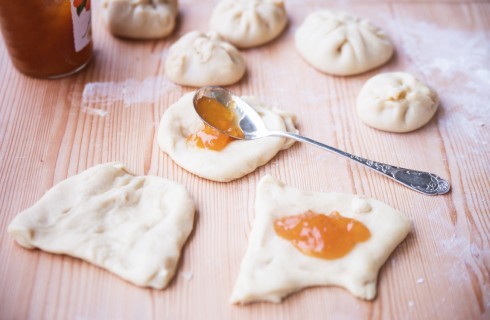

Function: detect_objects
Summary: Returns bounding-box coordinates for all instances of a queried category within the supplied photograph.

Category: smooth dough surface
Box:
[357,72,439,133]
[8,163,195,289]
[210,0,288,48]
[158,92,297,182]
[165,31,246,87]
[230,175,411,304]
[101,0,178,39]
[295,10,393,76]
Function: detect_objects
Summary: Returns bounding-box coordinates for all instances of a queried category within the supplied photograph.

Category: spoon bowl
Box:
[193,86,451,196]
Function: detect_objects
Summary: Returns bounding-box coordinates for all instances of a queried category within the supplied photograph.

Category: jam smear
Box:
[274,211,371,259]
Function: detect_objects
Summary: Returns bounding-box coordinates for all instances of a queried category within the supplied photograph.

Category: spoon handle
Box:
[269,131,450,195]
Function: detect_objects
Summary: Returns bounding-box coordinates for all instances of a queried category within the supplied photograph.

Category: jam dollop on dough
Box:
[187,96,244,151]
[274,211,371,259]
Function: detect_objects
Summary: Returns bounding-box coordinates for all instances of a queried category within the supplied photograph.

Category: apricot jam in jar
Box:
[0,0,93,78]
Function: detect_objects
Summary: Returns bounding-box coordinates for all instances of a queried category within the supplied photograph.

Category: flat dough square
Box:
[230,175,411,304]
[8,163,195,289]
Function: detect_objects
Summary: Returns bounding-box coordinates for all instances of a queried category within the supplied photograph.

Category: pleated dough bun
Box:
[165,31,246,87]
[295,10,394,76]
[357,72,439,133]
[210,0,288,48]
[101,0,178,39]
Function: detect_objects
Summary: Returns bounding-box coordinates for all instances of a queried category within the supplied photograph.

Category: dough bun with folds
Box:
[165,31,246,87]
[210,0,288,48]
[295,10,394,76]
[357,72,439,133]
[101,0,178,39]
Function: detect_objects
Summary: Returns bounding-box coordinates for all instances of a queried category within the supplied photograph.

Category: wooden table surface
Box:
[1,0,489,319]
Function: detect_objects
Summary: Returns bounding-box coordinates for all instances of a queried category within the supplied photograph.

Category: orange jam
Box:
[187,124,234,151]
[188,96,244,150]
[274,211,371,259]
[0,0,93,78]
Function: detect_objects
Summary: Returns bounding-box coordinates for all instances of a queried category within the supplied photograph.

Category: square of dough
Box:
[230,175,411,304]
[7,162,195,289]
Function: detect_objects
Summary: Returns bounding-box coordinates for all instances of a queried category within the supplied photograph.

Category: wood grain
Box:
[0,1,489,319]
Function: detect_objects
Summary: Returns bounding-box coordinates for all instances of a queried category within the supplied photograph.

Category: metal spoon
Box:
[193,86,451,195]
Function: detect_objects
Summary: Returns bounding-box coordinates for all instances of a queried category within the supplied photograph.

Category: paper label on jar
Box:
[70,0,92,52]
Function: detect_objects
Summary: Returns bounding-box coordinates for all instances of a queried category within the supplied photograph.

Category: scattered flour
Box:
[392,20,490,145]
[81,76,181,111]
[82,107,109,117]
[179,271,193,281]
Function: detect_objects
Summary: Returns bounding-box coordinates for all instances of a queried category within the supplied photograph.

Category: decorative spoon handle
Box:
[268,131,450,195]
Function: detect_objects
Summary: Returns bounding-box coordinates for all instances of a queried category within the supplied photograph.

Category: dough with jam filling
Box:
[210,0,288,48]
[230,175,411,304]
[101,0,178,39]
[158,92,297,182]
[8,162,195,289]
[165,31,246,87]
[295,10,393,76]
[356,72,439,133]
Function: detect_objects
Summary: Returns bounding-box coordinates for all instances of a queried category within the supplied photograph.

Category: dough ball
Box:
[101,0,178,39]
[210,0,288,48]
[295,10,394,76]
[165,31,246,87]
[158,92,298,182]
[357,72,439,133]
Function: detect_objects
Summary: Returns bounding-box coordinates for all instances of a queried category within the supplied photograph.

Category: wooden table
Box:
[1,0,489,319]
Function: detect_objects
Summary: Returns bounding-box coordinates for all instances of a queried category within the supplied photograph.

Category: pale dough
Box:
[210,0,288,48]
[101,0,178,39]
[357,72,439,133]
[230,175,411,304]
[165,31,246,87]
[8,163,195,289]
[158,92,298,182]
[295,10,394,76]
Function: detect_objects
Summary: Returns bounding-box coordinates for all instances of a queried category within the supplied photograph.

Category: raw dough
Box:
[158,92,298,182]
[101,0,178,39]
[210,0,288,48]
[357,72,439,133]
[295,10,394,76]
[230,175,411,304]
[8,163,195,289]
[165,31,246,87]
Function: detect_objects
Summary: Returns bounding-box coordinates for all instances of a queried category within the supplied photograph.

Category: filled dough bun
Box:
[165,31,246,87]
[230,175,411,304]
[8,163,195,289]
[101,0,178,39]
[357,72,439,133]
[210,0,288,48]
[295,10,394,76]
[158,92,298,182]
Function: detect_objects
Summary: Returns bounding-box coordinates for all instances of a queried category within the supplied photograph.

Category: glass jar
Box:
[0,0,93,79]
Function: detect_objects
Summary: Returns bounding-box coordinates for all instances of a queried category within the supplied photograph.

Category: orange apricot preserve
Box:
[187,96,244,151]
[0,0,93,78]
[274,211,371,260]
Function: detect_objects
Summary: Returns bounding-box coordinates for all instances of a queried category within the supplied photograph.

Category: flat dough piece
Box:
[210,0,288,48]
[295,10,393,76]
[101,0,178,39]
[357,72,439,133]
[8,163,195,289]
[165,31,246,87]
[158,92,298,182]
[230,175,411,304]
